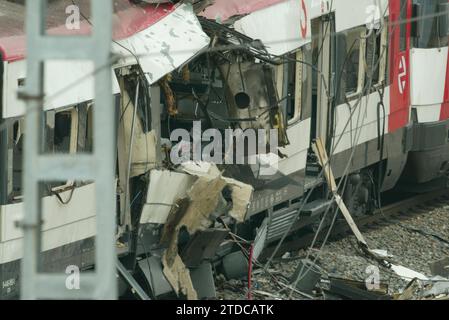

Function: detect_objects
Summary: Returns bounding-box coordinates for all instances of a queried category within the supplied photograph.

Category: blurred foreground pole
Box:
[20,0,116,299]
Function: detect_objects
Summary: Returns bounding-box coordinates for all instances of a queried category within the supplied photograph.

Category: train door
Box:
[311,14,334,150]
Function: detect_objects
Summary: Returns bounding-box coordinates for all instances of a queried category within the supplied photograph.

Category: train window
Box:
[54,110,74,153]
[285,50,303,124]
[300,44,313,120]
[365,21,388,87]
[276,44,312,122]
[345,31,362,95]
[77,103,93,153]
[335,26,365,104]
[400,0,408,51]
[366,31,381,85]
[412,0,449,49]
[12,121,23,201]
[7,104,92,202]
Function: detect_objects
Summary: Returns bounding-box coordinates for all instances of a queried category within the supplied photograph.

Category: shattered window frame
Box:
[277,48,307,126]
[5,102,93,203]
[343,27,366,100]
[411,0,449,49]
[287,49,304,125]
[365,19,389,90]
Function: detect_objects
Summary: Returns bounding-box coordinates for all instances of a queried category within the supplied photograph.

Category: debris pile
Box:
[215,203,449,300]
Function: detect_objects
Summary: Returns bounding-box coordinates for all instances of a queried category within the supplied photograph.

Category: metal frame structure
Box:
[20,0,116,299]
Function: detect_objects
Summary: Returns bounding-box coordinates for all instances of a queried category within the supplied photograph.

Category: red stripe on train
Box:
[388,0,411,133]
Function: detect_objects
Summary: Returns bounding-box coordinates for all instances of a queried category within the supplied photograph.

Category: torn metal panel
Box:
[222,177,253,223]
[218,60,288,146]
[178,162,253,224]
[139,161,253,299]
[141,162,253,225]
[118,85,158,179]
[162,252,198,300]
[113,4,211,85]
[160,198,197,299]
[140,170,196,225]
[160,168,227,300]
[179,172,228,234]
[219,61,276,130]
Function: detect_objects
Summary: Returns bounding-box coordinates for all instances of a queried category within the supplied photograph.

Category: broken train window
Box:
[365,19,388,88]
[0,118,24,204]
[158,55,230,138]
[277,46,313,124]
[284,50,303,124]
[335,26,367,105]
[3,103,94,203]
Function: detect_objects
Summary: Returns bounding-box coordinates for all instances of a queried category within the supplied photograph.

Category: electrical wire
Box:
[122,79,139,228]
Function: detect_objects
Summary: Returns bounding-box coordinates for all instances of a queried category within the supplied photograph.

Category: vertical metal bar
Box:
[0,57,10,206]
[21,0,46,300]
[21,0,116,300]
[150,87,162,166]
[0,124,11,205]
[91,0,116,300]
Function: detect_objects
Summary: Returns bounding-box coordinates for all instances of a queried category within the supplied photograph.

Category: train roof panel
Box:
[0,0,176,62]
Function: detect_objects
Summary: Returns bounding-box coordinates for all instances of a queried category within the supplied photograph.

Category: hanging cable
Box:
[122,79,140,228]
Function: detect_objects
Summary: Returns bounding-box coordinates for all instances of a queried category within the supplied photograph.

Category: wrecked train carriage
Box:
[200,0,449,249]
[0,0,212,299]
[129,1,319,298]
[129,0,449,299]
[1,0,447,301]
[176,0,449,283]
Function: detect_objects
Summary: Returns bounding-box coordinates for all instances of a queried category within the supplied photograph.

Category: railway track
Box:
[261,188,449,260]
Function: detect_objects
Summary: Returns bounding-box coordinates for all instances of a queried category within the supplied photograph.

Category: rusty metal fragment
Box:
[223,177,253,223]
[159,75,178,116]
[159,165,228,299]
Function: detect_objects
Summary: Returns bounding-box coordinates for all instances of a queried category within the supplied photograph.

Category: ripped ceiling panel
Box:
[113,4,211,85]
